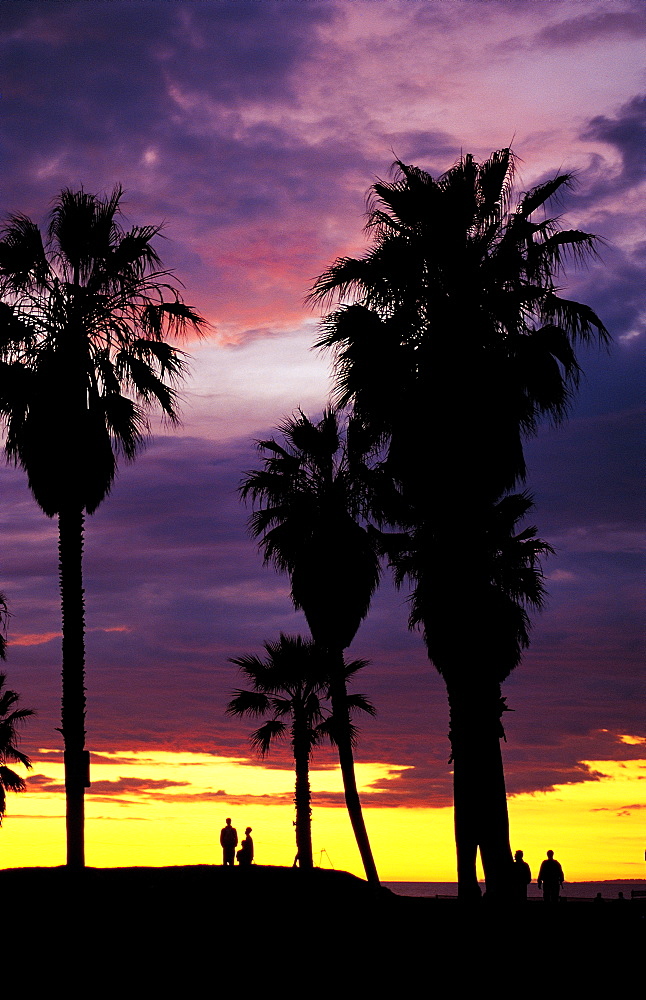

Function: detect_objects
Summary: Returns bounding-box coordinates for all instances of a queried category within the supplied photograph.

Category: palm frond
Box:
[250,720,286,757]
[226,689,271,718]
[345,692,377,718]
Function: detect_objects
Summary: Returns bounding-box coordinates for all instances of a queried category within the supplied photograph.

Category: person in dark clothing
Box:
[237,827,254,866]
[220,817,238,866]
[512,849,532,900]
[537,850,564,902]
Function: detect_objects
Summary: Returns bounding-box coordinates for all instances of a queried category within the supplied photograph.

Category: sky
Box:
[0,0,643,881]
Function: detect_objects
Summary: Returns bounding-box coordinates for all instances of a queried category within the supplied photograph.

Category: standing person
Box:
[512,850,532,901]
[237,827,254,866]
[537,850,564,903]
[220,818,238,866]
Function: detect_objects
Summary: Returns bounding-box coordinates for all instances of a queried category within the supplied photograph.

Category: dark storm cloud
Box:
[534,7,646,47]
[526,408,643,529]
[494,1,646,54]
[581,93,646,191]
[0,0,336,218]
[0,0,464,334]
[26,773,189,799]
[572,247,646,346]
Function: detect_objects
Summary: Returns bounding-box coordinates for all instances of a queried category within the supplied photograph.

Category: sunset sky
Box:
[0,0,643,882]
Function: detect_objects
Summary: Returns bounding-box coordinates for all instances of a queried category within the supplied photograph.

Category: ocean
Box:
[382,880,646,900]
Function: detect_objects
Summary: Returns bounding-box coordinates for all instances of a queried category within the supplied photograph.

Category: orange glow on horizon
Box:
[1,748,643,883]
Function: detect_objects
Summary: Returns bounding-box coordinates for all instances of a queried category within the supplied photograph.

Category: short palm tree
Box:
[240,410,382,883]
[227,634,374,869]
[312,149,607,898]
[0,670,35,825]
[391,492,552,898]
[0,187,205,865]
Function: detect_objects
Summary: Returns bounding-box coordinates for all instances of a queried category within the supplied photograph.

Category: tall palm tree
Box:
[311,149,608,897]
[313,149,608,506]
[227,634,374,869]
[0,670,35,825]
[0,187,205,866]
[240,409,382,883]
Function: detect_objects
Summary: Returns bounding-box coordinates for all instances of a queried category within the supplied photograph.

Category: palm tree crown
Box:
[0,185,205,515]
[313,149,609,502]
[240,408,381,650]
[395,491,554,682]
[228,634,331,758]
[0,672,34,824]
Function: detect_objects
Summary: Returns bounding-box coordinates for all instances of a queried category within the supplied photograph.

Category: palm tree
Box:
[227,634,374,869]
[0,187,205,866]
[313,150,608,502]
[390,492,552,898]
[0,671,35,825]
[240,409,382,883]
[311,149,608,897]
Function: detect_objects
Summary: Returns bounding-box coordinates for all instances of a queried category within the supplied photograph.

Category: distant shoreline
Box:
[383,878,646,899]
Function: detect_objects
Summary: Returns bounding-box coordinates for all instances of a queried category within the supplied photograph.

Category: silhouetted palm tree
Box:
[390,492,552,898]
[240,409,382,883]
[314,149,608,506]
[0,187,205,866]
[312,149,607,898]
[227,634,374,869]
[0,670,35,824]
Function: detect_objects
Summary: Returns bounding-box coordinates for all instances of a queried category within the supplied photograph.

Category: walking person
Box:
[537,850,564,903]
[512,849,532,901]
[220,817,238,866]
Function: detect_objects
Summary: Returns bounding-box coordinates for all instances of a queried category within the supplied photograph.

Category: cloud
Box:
[11,631,61,647]
[582,93,646,190]
[10,625,131,647]
[535,8,646,48]
[0,0,642,814]
[591,802,646,812]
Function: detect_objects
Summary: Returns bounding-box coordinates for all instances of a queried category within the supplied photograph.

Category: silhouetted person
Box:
[512,849,532,900]
[237,826,254,866]
[594,892,604,903]
[537,850,564,903]
[220,817,238,866]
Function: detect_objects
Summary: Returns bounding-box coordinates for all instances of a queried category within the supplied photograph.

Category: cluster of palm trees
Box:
[227,634,374,871]
[0,150,607,893]
[234,149,607,899]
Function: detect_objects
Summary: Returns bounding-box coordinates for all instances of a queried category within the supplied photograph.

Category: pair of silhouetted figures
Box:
[220,818,254,866]
[514,849,565,902]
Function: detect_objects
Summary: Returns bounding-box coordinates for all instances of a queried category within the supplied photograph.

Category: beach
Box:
[3,865,642,987]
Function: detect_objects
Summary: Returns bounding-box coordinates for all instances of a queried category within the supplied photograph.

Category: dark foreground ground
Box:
[3,865,641,988]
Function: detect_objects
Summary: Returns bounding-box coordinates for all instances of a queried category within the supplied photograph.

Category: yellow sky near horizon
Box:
[1,746,644,882]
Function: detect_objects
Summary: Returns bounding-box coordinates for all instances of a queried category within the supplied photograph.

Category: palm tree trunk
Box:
[292,715,314,869]
[328,649,380,885]
[447,677,513,901]
[59,504,88,868]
